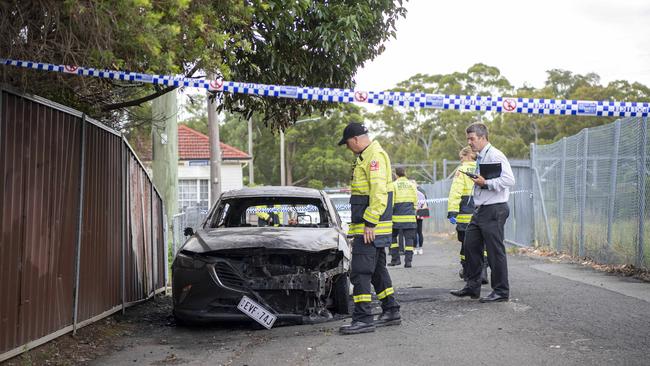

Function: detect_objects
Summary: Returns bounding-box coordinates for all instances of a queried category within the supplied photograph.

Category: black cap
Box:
[338,122,369,145]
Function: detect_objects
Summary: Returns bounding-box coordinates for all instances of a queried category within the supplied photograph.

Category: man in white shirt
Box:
[450,123,515,303]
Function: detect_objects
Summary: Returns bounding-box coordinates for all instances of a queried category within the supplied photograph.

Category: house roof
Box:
[178,124,251,160]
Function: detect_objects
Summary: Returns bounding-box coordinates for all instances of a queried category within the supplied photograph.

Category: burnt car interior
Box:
[208,197,331,228]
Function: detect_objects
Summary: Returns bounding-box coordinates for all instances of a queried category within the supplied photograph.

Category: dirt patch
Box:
[514,246,650,282]
[2,294,172,366]
[2,318,133,366]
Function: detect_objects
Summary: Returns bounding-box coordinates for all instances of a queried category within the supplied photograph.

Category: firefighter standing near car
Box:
[388,168,418,268]
[337,122,401,335]
[447,146,488,283]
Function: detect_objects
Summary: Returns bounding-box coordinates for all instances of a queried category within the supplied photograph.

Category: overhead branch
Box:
[102,85,177,111]
[101,63,202,111]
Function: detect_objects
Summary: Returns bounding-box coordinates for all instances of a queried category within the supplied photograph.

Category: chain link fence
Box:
[419,117,649,269]
[419,160,534,247]
[172,207,209,255]
[532,117,649,268]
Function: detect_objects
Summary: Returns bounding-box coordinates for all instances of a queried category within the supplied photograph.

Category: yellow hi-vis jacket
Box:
[392,176,418,229]
[255,205,280,226]
[348,140,394,247]
[447,161,477,231]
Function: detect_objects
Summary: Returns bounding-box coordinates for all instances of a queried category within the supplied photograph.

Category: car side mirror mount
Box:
[183,227,194,237]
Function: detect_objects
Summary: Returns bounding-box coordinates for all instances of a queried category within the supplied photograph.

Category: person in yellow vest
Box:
[255,205,280,226]
[389,167,418,268]
[337,122,400,335]
[447,146,488,284]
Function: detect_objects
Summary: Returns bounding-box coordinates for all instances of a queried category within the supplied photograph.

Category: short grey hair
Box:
[466,123,489,140]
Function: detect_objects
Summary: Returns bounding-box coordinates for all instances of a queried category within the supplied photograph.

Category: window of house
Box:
[178,179,210,212]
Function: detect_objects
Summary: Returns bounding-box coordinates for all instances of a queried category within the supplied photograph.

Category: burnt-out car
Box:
[172,186,351,326]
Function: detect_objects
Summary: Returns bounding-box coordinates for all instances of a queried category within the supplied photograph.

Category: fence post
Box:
[442,159,447,179]
[150,181,155,297]
[607,120,621,249]
[638,118,647,267]
[557,137,567,252]
[433,161,437,182]
[530,144,536,244]
[0,90,3,154]
[579,129,589,257]
[121,138,127,314]
[72,114,87,335]
[530,143,553,247]
[163,209,169,292]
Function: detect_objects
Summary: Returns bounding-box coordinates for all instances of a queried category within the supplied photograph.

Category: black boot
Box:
[374,309,401,327]
[460,260,469,281]
[481,261,489,285]
[404,261,412,268]
[388,258,401,266]
[339,320,375,335]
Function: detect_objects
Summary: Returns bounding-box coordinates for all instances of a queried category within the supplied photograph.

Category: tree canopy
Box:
[0,0,406,129]
[179,94,357,189]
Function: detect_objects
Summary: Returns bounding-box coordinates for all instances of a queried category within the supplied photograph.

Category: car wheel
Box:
[332,273,351,315]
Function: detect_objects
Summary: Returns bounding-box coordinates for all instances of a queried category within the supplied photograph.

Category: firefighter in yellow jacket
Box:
[389,167,418,268]
[338,122,401,335]
[447,146,488,283]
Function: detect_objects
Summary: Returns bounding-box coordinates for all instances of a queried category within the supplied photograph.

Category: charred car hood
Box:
[183,227,344,254]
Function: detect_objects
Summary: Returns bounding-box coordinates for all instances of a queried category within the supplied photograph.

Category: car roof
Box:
[220,186,324,199]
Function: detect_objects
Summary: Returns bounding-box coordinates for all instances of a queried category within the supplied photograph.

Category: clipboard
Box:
[478,163,502,179]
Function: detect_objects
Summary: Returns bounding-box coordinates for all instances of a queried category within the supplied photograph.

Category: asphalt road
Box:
[91,234,650,366]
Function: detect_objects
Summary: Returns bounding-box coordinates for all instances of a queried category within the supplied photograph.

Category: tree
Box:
[0,0,407,130]
[178,99,360,188]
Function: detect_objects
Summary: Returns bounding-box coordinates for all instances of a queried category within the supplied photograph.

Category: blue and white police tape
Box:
[418,189,532,206]
[2,58,649,117]
[246,206,320,214]
[244,190,530,214]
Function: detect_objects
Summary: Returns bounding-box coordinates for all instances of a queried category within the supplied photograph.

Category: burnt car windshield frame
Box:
[207,196,333,229]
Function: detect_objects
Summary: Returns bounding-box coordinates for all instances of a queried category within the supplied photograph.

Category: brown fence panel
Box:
[0,90,81,355]
[0,87,167,361]
[77,127,122,322]
[125,153,147,303]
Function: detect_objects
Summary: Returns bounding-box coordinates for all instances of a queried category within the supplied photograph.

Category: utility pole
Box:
[280,129,285,186]
[248,117,254,185]
[151,90,178,232]
[278,117,320,187]
[207,74,222,205]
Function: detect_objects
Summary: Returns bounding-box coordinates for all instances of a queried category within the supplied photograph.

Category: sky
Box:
[354,0,650,92]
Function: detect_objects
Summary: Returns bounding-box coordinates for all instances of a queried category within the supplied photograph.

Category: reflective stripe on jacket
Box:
[348,141,394,247]
[392,176,418,229]
[447,161,476,231]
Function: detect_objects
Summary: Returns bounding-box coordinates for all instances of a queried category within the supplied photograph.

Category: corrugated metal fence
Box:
[0,86,168,361]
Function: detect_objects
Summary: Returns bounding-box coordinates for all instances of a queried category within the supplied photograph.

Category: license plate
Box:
[237,295,277,329]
